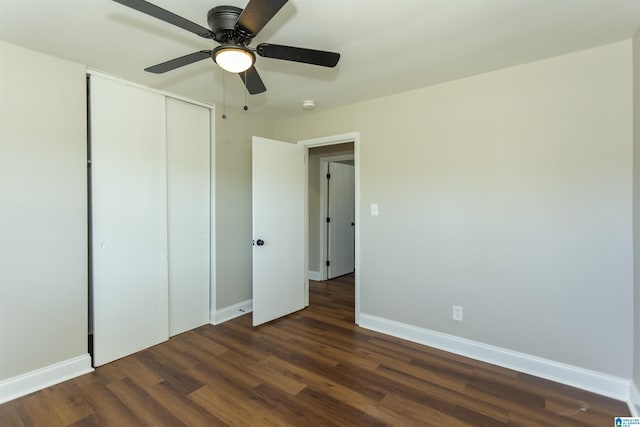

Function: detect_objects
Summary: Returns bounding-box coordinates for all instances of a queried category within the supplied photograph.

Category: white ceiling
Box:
[1,0,639,118]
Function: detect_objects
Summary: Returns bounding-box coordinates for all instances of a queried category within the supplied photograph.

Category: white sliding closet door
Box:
[166,97,211,336]
[90,75,168,366]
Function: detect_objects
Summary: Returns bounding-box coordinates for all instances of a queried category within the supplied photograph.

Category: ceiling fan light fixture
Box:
[213,46,255,73]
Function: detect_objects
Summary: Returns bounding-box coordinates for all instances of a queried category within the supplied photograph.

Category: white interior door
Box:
[166,97,210,337]
[252,137,305,326]
[90,75,168,366]
[327,162,355,278]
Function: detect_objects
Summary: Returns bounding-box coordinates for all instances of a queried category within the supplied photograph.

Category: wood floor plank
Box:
[249,383,344,427]
[134,350,204,396]
[0,401,24,427]
[188,384,281,427]
[109,354,164,388]
[106,378,187,427]
[259,323,342,369]
[374,363,512,422]
[277,320,416,367]
[173,330,228,358]
[89,360,125,386]
[144,381,227,427]
[0,273,631,426]
[41,382,94,426]
[77,381,145,426]
[379,392,474,427]
[187,351,263,391]
[217,350,308,396]
[294,386,390,427]
[15,393,66,427]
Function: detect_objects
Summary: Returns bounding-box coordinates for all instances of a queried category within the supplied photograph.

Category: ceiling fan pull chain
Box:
[222,71,227,120]
[243,70,249,111]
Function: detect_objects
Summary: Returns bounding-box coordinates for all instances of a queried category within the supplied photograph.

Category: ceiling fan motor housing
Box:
[207,6,246,43]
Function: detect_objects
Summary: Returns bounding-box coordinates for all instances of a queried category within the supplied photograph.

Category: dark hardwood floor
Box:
[0,274,630,426]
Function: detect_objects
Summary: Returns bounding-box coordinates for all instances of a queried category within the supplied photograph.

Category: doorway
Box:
[300,133,360,324]
[315,152,355,280]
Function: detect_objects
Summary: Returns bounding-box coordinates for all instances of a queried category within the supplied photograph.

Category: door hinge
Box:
[326,173,331,179]
[326,260,330,266]
[326,217,331,223]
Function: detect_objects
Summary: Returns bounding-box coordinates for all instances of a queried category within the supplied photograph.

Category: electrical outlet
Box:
[452,305,463,321]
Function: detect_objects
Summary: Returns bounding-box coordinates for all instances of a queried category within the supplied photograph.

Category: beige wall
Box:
[215,110,274,309]
[0,42,88,379]
[633,29,640,403]
[308,143,354,273]
[276,41,634,377]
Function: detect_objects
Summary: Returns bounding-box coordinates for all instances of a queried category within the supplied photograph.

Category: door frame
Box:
[319,154,354,281]
[299,132,361,324]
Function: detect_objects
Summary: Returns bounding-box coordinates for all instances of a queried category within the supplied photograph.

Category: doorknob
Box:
[256,239,265,246]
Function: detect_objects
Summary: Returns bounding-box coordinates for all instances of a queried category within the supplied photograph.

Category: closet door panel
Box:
[90,75,168,366]
[166,97,211,336]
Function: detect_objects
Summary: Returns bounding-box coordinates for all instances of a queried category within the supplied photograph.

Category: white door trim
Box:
[298,132,361,324]
[319,154,354,281]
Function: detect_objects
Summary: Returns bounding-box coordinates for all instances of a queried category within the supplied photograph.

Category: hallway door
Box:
[327,161,355,279]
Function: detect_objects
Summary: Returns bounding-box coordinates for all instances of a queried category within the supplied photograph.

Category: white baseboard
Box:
[629,381,640,416]
[308,270,322,281]
[358,313,630,401]
[211,299,252,325]
[0,354,93,404]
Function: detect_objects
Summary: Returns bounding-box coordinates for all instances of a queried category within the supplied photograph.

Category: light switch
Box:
[453,305,463,321]
[371,203,379,216]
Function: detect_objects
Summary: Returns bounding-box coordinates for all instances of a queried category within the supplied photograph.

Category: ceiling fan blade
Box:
[256,43,340,67]
[112,0,214,39]
[236,0,288,36]
[239,66,267,94]
[145,50,212,74]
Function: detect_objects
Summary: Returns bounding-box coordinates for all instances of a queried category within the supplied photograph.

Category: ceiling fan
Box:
[112,0,341,95]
